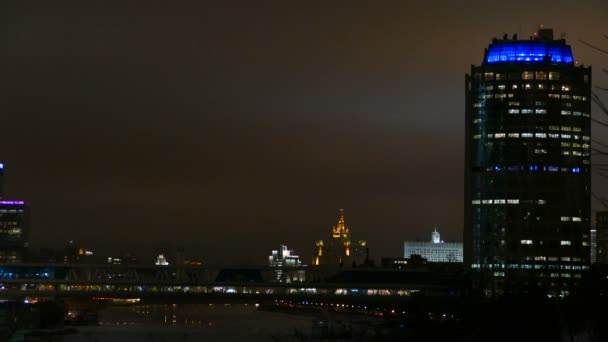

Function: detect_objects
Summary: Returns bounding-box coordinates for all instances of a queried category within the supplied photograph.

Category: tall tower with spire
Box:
[313,209,367,267]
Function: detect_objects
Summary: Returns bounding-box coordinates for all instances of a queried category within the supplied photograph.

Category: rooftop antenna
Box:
[517,23,522,38]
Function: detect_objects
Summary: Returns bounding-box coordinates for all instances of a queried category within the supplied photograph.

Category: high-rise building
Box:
[0,163,4,199]
[312,209,368,267]
[465,28,591,296]
[0,163,30,263]
[590,227,597,264]
[0,200,29,263]
[596,212,608,264]
[404,228,463,263]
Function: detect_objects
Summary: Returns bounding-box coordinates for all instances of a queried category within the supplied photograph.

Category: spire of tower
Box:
[332,209,350,239]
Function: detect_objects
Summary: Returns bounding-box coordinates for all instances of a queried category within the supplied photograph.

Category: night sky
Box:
[1,1,607,265]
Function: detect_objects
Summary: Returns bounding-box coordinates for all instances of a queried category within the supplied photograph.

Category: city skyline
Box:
[1,2,607,265]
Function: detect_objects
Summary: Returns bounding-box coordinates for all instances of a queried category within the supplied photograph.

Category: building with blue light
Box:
[0,164,30,263]
[0,162,4,199]
[0,200,29,263]
[465,28,591,296]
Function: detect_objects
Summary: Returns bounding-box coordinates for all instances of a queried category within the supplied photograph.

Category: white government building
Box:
[404,228,463,263]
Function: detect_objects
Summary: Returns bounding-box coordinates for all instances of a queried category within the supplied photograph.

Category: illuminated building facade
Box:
[404,228,463,263]
[63,240,94,264]
[465,28,591,296]
[312,209,368,267]
[0,200,29,263]
[268,244,305,283]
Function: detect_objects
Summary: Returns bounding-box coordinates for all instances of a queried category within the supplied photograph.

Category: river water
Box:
[57,303,345,342]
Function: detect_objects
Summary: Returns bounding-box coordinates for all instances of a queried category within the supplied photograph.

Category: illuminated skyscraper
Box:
[0,162,4,199]
[312,209,367,267]
[465,28,591,296]
[0,200,29,263]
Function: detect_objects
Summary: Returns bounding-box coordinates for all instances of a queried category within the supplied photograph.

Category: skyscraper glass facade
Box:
[465,29,591,296]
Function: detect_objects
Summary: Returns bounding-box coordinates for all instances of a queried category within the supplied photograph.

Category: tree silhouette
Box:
[580,35,608,208]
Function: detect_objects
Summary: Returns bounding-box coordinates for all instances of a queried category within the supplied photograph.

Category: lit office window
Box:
[521,240,533,245]
[522,71,534,80]
[560,240,571,245]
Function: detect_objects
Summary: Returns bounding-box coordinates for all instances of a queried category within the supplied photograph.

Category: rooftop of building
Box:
[484,28,574,65]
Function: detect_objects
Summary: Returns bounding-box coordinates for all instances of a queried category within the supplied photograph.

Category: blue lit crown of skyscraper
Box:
[485,28,573,64]
[464,28,591,297]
